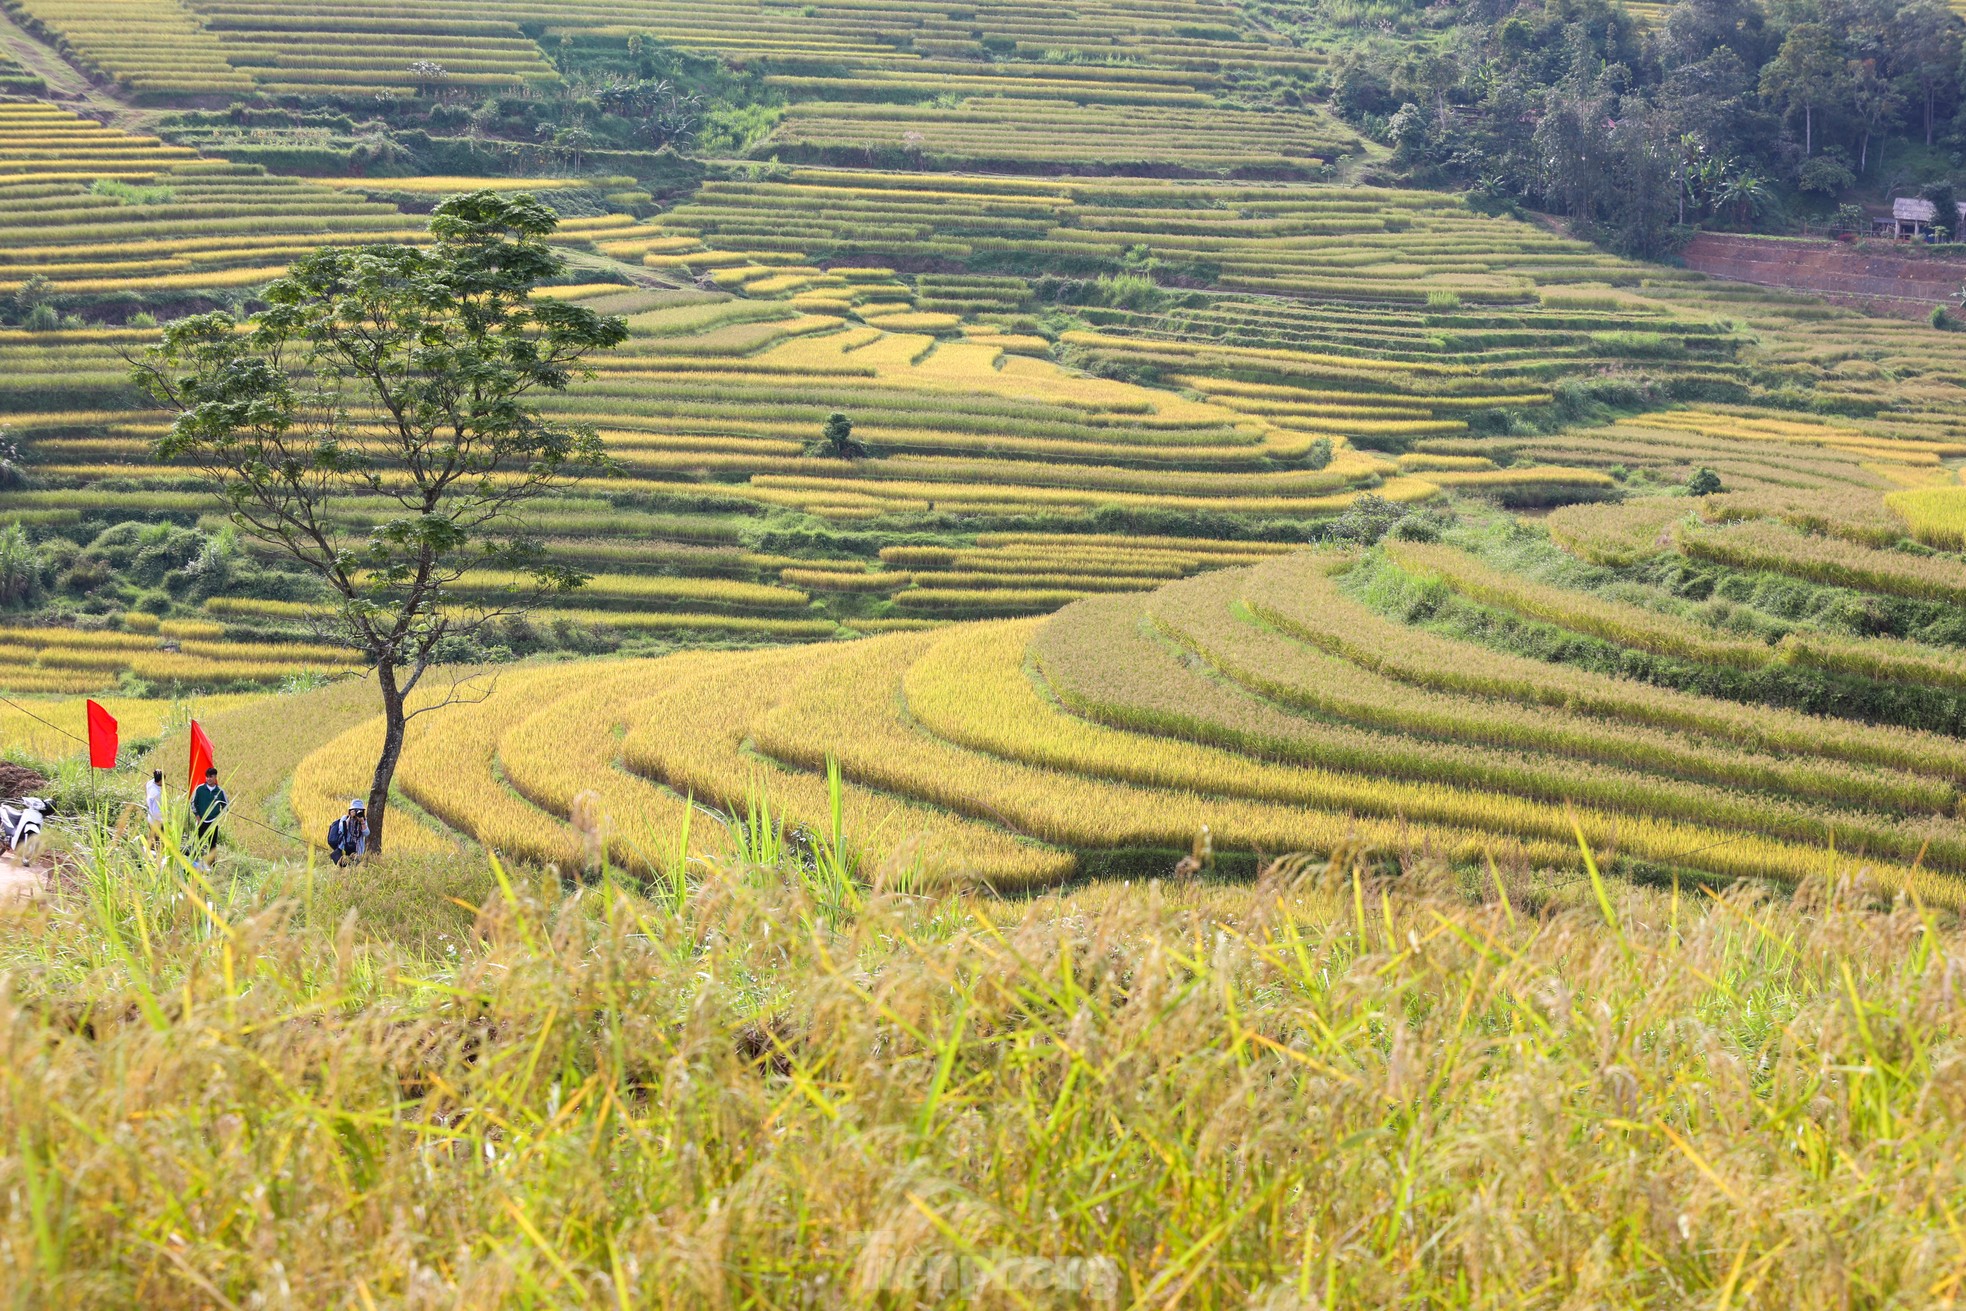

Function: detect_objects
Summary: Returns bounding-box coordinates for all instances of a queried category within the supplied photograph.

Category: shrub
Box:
[90,178,174,205]
[1797,155,1856,196]
[0,432,23,492]
[0,522,36,604]
[804,411,867,459]
[1090,271,1162,309]
[1321,492,1410,545]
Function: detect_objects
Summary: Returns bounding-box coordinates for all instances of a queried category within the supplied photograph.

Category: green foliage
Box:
[0,430,23,492]
[1923,180,1957,222]
[75,524,219,595]
[2,273,52,330]
[0,522,37,605]
[1321,492,1411,546]
[804,411,867,460]
[1088,271,1162,310]
[1687,467,1724,497]
[1333,0,1966,251]
[1760,24,1844,156]
[696,102,784,157]
[89,178,174,206]
[1796,154,1854,196]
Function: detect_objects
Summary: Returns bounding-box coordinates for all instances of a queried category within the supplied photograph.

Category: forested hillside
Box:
[1320,0,1966,253]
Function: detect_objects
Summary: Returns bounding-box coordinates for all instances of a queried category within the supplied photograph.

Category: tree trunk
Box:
[366,659,408,855]
[1929,87,1937,146]
[1804,106,1812,157]
[1860,129,1869,173]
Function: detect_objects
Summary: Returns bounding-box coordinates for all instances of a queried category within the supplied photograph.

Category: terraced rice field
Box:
[1512,409,1965,495]
[0,623,356,693]
[5,0,255,96]
[1619,0,1673,25]
[0,102,658,302]
[768,98,1355,176]
[645,169,1653,305]
[4,138,1954,696]
[637,179,1966,454]
[17,0,1316,90]
[633,167,1770,475]
[1885,485,1966,549]
[44,442,1966,895]
[0,688,262,757]
[10,1,1966,903]
[7,0,1342,176]
[263,486,1966,904]
[9,0,557,97]
[3,127,1650,698]
[0,46,45,94]
[0,293,1423,688]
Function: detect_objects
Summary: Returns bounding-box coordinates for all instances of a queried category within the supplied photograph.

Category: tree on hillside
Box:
[1846,59,1903,173]
[129,192,629,855]
[1659,0,1772,72]
[1886,0,1963,146]
[1759,23,1846,156]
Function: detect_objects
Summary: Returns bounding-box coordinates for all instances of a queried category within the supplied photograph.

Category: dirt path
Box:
[561,248,686,290]
[0,849,45,903]
[0,7,149,131]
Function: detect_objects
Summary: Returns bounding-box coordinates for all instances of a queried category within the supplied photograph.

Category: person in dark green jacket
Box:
[191,767,228,852]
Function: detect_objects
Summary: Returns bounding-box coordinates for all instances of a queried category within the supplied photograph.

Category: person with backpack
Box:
[327,800,368,866]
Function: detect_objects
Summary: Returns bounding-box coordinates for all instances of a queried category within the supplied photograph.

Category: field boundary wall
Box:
[1680,232,1966,319]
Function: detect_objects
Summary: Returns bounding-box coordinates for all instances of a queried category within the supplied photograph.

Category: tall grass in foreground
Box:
[2,826,1965,1307]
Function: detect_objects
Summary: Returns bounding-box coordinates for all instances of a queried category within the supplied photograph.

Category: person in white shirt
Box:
[145,770,164,846]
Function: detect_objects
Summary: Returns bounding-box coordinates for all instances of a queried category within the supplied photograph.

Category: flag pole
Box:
[85,698,120,832]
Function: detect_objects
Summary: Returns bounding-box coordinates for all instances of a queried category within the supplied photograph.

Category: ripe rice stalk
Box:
[1676,516,1966,605]
[1143,568,1953,818]
[619,643,1068,886]
[908,617,1961,893]
[1242,552,1966,784]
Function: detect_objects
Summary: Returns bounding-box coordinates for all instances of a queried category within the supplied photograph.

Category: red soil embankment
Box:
[1681,233,1966,319]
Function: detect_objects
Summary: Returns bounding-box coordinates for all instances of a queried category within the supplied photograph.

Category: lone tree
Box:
[130,191,628,854]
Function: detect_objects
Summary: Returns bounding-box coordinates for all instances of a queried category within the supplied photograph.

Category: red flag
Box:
[85,699,118,769]
[188,720,214,790]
